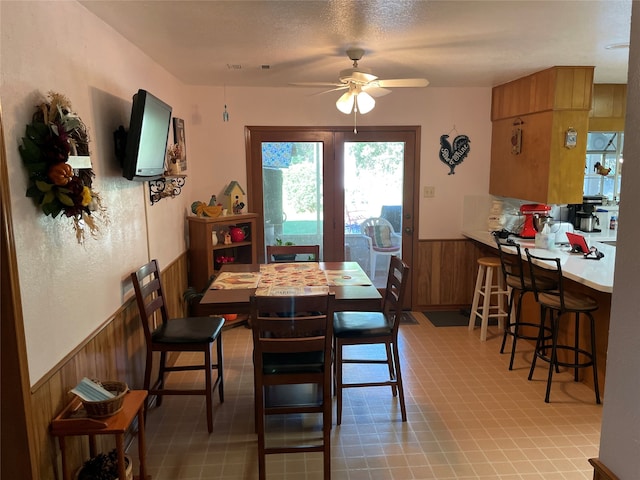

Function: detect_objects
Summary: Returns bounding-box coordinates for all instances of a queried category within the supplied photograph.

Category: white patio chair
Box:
[360,217,401,278]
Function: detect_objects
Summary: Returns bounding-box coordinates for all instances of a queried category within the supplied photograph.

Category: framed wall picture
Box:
[173,117,187,172]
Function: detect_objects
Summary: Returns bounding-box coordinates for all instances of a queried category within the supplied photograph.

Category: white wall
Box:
[1,1,191,385]
[1,0,492,386]
[597,1,640,477]
[188,85,492,239]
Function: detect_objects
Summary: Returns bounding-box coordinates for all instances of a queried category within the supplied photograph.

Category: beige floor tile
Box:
[128,315,600,479]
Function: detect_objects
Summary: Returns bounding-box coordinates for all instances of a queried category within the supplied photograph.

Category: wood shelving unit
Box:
[187,213,259,292]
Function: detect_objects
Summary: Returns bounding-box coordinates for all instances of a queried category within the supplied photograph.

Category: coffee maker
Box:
[569,195,603,232]
[519,203,551,238]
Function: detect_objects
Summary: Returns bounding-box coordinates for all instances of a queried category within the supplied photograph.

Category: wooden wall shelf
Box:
[149,175,187,205]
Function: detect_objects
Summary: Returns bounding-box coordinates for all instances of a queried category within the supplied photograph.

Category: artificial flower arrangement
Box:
[18,91,107,243]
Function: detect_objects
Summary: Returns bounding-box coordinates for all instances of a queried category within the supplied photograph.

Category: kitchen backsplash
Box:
[462,194,619,237]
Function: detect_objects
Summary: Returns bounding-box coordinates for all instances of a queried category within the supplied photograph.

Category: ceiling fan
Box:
[292,48,429,115]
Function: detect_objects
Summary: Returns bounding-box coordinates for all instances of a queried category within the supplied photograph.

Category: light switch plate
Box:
[423,186,435,198]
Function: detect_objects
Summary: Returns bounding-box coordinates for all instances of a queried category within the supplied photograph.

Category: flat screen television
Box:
[122,89,172,181]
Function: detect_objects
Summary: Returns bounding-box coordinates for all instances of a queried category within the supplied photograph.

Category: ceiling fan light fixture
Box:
[355,90,375,114]
[336,90,355,114]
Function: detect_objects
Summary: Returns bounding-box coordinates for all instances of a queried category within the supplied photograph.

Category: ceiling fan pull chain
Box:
[353,108,358,134]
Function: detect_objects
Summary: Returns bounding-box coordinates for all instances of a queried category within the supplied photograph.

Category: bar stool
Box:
[494,235,556,370]
[468,256,508,341]
[525,248,600,404]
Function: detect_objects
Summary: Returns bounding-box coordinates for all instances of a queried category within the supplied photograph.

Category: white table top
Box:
[462,230,615,293]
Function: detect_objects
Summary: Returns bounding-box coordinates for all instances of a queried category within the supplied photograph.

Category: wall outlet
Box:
[423,186,435,198]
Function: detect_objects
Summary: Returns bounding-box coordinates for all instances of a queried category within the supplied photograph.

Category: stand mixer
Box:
[519,204,551,238]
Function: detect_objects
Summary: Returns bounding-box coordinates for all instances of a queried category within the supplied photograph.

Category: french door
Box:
[245,126,419,302]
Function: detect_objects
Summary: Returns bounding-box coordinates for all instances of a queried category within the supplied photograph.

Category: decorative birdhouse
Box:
[224,181,246,215]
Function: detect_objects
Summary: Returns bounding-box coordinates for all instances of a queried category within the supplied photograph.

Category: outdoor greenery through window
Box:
[344,142,404,233]
[261,140,405,282]
[261,141,405,242]
[262,142,323,248]
[584,131,623,203]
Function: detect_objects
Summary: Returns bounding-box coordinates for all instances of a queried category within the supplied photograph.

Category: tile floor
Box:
[129,313,603,480]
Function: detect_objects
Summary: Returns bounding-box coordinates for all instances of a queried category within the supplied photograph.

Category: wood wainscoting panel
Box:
[414,238,495,310]
[29,254,188,480]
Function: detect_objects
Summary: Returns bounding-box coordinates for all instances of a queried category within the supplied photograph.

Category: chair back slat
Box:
[259,336,326,354]
[382,256,410,328]
[494,234,527,290]
[266,244,320,263]
[524,249,565,309]
[250,293,334,366]
[131,259,170,341]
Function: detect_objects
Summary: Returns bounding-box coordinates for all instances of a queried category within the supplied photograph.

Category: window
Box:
[584,132,623,202]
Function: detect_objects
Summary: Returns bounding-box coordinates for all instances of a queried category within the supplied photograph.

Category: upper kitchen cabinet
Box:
[489,66,594,205]
[589,84,627,132]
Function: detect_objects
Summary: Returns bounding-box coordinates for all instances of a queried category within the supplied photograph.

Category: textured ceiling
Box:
[80,0,632,88]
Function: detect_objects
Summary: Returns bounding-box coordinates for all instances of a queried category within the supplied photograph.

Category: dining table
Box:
[194,261,382,316]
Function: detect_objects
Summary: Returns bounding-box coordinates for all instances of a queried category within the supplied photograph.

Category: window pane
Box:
[584,176,602,196]
[585,131,623,201]
[587,132,617,151]
[344,142,404,285]
[262,142,323,257]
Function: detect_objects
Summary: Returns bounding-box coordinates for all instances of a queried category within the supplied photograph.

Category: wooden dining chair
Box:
[131,259,225,433]
[265,244,320,263]
[333,255,409,424]
[250,293,334,480]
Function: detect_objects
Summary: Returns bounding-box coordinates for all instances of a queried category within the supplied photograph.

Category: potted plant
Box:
[272,238,297,262]
[75,449,133,480]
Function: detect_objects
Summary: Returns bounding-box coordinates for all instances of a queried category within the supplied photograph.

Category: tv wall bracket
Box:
[149,175,187,205]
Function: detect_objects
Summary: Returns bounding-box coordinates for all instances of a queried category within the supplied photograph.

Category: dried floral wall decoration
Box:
[18,91,108,243]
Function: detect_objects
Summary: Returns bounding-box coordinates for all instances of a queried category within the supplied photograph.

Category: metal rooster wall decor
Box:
[439,133,471,175]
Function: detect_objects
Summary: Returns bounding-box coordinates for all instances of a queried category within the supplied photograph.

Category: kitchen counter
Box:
[462,230,615,293]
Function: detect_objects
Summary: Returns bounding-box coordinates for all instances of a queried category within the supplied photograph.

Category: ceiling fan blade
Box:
[311,85,349,96]
[289,82,343,87]
[350,71,378,83]
[339,68,378,84]
[376,78,430,88]
[362,85,391,97]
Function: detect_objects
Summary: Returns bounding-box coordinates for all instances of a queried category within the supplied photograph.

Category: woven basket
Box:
[82,381,129,418]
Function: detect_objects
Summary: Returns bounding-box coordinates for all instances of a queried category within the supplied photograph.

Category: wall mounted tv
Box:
[122,89,172,181]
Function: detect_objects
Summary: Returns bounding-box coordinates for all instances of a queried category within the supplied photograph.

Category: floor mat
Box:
[400,312,419,325]
[424,310,498,327]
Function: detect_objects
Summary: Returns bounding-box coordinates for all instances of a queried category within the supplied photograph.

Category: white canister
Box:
[535,224,554,250]
[553,221,574,244]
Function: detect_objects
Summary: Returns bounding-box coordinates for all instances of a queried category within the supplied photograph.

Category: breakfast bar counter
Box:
[463,229,613,398]
[463,230,616,292]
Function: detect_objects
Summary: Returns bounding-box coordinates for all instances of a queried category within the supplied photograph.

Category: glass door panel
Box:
[343,142,404,287]
[261,142,324,259]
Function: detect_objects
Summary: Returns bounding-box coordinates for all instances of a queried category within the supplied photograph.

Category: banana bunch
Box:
[191,200,223,217]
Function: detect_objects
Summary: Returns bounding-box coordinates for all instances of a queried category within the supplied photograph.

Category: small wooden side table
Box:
[50,390,149,480]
